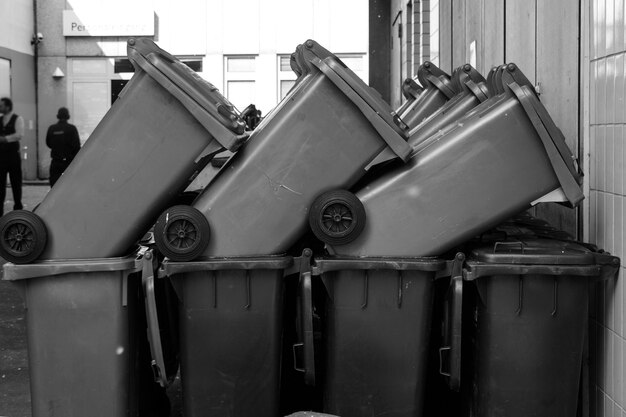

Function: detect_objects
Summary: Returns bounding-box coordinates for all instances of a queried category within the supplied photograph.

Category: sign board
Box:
[63,1,154,37]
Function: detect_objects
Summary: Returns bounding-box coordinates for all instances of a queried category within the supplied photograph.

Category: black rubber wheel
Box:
[154,205,210,262]
[0,210,48,264]
[308,190,366,246]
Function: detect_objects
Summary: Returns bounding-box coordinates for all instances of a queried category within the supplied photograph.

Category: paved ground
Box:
[0,185,182,417]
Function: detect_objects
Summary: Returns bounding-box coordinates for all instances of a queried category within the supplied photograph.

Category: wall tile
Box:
[598,127,607,192]
[615,334,624,406]
[616,0,625,54]
[600,0,607,58]
[592,190,599,245]
[607,269,616,331]
[607,126,615,194]
[606,327,614,397]
[599,316,606,386]
[608,193,616,253]
[607,56,616,122]
[615,126,624,194]
[615,54,625,124]
[598,191,607,250]
[592,61,598,126]
[598,60,607,125]
[615,262,624,336]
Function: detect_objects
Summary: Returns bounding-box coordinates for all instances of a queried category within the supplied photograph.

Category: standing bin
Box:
[447,238,620,417]
[0,38,247,263]
[158,256,294,417]
[154,39,413,260]
[328,64,584,257]
[308,256,449,417]
[2,252,144,417]
[399,61,456,129]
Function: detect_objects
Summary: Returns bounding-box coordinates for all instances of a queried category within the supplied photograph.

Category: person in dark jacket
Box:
[0,97,24,216]
[46,107,81,187]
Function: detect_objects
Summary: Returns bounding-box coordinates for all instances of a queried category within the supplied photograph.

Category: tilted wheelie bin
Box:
[295,255,456,417]
[154,255,295,417]
[2,252,146,417]
[153,39,413,260]
[399,61,457,129]
[440,236,619,417]
[320,64,584,257]
[0,38,247,263]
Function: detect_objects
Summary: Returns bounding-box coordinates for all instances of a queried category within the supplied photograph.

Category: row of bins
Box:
[0,36,619,417]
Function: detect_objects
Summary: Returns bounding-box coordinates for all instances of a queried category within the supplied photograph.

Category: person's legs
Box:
[49,160,63,187]
[8,152,22,210]
[0,157,8,216]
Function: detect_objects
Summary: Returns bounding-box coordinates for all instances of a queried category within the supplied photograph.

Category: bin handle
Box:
[308,57,412,162]
[439,253,464,391]
[141,249,169,388]
[293,249,316,386]
[425,74,456,99]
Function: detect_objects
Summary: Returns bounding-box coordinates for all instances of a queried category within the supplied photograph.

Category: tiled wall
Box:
[589,0,626,416]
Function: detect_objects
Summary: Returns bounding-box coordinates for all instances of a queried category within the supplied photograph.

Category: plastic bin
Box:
[2,252,144,417]
[157,256,294,417]
[396,77,424,116]
[399,61,456,129]
[154,39,413,260]
[443,238,620,417]
[0,38,247,263]
[307,256,449,417]
[329,63,584,257]
[407,63,490,147]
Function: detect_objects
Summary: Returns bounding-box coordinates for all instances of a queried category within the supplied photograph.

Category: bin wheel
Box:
[309,190,366,246]
[154,206,210,262]
[0,210,47,264]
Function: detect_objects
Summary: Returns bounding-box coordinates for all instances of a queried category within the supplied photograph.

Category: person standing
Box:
[0,97,24,216]
[46,107,81,187]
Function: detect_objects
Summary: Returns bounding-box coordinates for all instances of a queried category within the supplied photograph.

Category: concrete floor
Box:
[0,184,183,417]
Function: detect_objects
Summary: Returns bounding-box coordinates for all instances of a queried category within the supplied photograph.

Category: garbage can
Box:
[446,237,620,417]
[407,63,490,147]
[308,256,449,417]
[327,63,584,257]
[154,39,413,260]
[396,77,424,116]
[0,38,247,263]
[399,61,456,129]
[2,252,144,417]
[158,256,294,417]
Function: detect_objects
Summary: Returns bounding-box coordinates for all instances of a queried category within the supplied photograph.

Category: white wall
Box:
[0,0,35,55]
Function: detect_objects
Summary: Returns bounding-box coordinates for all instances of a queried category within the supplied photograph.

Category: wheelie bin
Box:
[155,255,295,417]
[441,237,620,417]
[2,252,145,417]
[407,63,490,147]
[153,39,413,260]
[321,63,584,257]
[299,255,452,417]
[396,76,424,116]
[399,61,457,129]
[0,38,247,263]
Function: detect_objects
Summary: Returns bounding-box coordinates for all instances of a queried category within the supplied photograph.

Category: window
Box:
[277,55,297,101]
[224,56,256,110]
[0,58,10,97]
[430,0,440,66]
[337,54,366,81]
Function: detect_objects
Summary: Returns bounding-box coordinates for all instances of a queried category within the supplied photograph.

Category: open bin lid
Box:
[2,251,143,281]
[159,256,294,277]
[297,40,412,162]
[311,256,448,275]
[417,61,456,99]
[127,38,247,151]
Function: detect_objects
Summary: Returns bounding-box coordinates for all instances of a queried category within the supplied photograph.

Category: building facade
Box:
[35,0,368,179]
[0,0,37,180]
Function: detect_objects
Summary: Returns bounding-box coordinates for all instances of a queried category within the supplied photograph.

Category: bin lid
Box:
[311,256,448,275]
[297,40,413,161]
[469,238,598,265]
[401,77,424,100]
[450,64,490,101]
[127,38,247,150]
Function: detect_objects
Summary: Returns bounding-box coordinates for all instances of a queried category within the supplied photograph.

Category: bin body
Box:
[332,87,581,257]
[165,257,292,417]
[3,256,141,417]
[192,46,410,257]
[317,258,445,417]
[36,39,244,260]
[463,239,608,417]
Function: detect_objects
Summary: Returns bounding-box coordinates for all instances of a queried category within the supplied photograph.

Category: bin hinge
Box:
[141,249,169,388]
